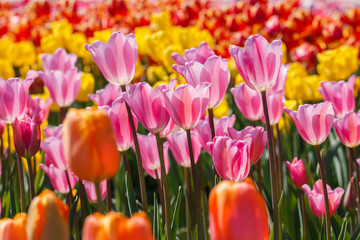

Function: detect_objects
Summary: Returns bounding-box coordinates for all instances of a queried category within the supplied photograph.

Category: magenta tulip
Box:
[228,126,267,165]
[207,136,250,182]
[286,157,308,189]
[40,164,77,194]
[85,32,137,86]
[230,83,263,121]
[284,102,334,146]
[229,34,283,92]
[318,75,356,118]
[171,42,215,65]
[333,111,360,148]
[83,180,107,203]
[173,55,230,108]
[302,180,344,218]
[260,90,285,125]
[27,95,52,123]
[88,83,122,107]
[0,78,34,123]
[41,48,77,73]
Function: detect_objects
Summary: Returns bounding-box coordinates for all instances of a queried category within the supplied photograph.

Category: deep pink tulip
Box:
[0,120,5,137]
[229,34,283,92]
[166,130,202,168]
[318,75,356,118]
[88,83,122,107]
[260,90,285,125]
[194,115,236,153]
[123,82,171,133]
[171,42,215,65]
[83,180,107,203]
[41,48,77,73]
[286,157,308,189]
[269,64,289,93]
[26,95,52,123]
[302,180,344,218]
[207,136,250,182]
[173,55,230,108]
[39,68,82,107]
[333,111,360,148]
[85,32,137,86]
[39,164,77,194]
[13,115,41,158]
[230,83,263,121]
[162,83,210,130]
[0,78,34,123]
[228,126,267,165]
[135,133,169,179]
[284,102,334,146]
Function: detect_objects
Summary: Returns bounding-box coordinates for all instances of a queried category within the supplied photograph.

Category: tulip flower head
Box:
[260,90,285,125]
[333,111,360,148]
[41,48,77,73]
[171,41,215,65]
[88,83,123,107]
[83,180,107,203]
[286,157,308,189]
[26,95,52,123]
[0,213,27,240]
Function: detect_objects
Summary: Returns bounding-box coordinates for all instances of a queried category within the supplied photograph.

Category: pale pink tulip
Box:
[26,95,52,123]
[83,180,107,203]
[269,64,289,93]
[171,42,215,65]
[357,159,360,166]
[333,111,360,148]
[43,125,62,138]
[229,35,283,92]
[260,90,285,125]
[286,157,308,189]
[319,76,356,118]
[41,48,77,73]
[302,180,344,218]
[40,164,77,194]
[85,32,137,86]
[88,83,122,107]
[284,102,334,146]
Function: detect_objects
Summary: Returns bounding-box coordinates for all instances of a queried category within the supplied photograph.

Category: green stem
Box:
[347,147,356,232]
[106,179,111,212]
[155,171,165,229]
[16,154,26,212]
[95,182,105,213]
[65,170,80,240]
[121,151,133,186]
[208,108,220,185]
[78,180,86,223]
[184,167,195,239]
[60,107,67,123]
[351,147,360,222]
[256,161,263,192]
[276,124,283,193]
[300,192,308,240]
[26,157,35,200]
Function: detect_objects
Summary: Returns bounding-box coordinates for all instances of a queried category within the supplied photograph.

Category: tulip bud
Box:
[286,157,308,189]
[0,213,27,240]
[63,108,120,183]
[344,177,356,212]
[27,190,69,240]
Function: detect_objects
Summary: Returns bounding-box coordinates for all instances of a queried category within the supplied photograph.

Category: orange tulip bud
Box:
[82,211,154,240]
[209,179,269,240]
[63,108,120,182]
[27,190,69,240]
[0,213,27,240]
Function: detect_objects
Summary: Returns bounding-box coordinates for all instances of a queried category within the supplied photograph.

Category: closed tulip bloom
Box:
[194,115,236,153]
[88,83,122,107]
[26,95,52,123]
[229,34,283,92]
[286,157,308,189]
[0,213,27,240]
[63,108,120,183]
[162,83,210,130]
[27,190,69,240]
[166,130,202,168]
[173,55,230,108]
[209,179,269,240]
[260,90,285,125]
[230,83,263,121]
[41,48,77,73]
[302,180,344,218]
[207,136,250,182]
[318,75,356,118]
[83,180,107,203]
[284,102,334,146]
[0,78,34,123]
[333,111,360,148]
[171,42,215,65]
[39,68,82,107]
[82,212,153,240]
[13,115,41,158]
[85,32,138,86]
[228,126,267,165]
[136,133,169,179]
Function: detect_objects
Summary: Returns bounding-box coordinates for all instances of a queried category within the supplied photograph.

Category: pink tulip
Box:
[135,133,169,179]
[88,83,122,107]
[162,83,210,130]
[83,180,107,203]
[194,115,236,153]
[357,159,360,166]
[39,164,77,194]
[13,115,41,158]
[43,125,62,138]
[207,136,250,182]
[228,126,267,165]
[0,78,34,123]
[41,129,67,170]
[302,180,344,218]
[166,130,202,168]
[284,102,334,146]
[286,157,308,189]
[39,68,82,107]
[269,64,289,93]
[260,90,285,125]
[229,35,283,92]
[0,120,5,137]
[333,111,360,148]
[230,83,263,121]
[123,82,171,133]
[26,95,52,123]
[85,32,138,86]
[171,42,215,65]
[318,75,356,118]
[173,55,230,108]
[41,48,77,73]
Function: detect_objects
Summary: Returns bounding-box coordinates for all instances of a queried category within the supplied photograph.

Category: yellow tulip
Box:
[11,41,36,67]
[88,29,112,44]
[67,32,88,58]
[76,72,95,102]
[212,99,230,118]
[40,34,63,54]
[151,11,172,31]
[0,59,15,79]
[0,38,14,60]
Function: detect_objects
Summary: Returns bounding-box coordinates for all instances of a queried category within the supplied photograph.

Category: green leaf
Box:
[350,224,360,240]
[171,186,182,240]
[337,219,347,240]
[9,183,16,217]
[69,196,79,234]
[125,172,138,216]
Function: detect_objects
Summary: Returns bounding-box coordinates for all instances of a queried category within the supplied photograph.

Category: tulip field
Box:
[2,0,360,239]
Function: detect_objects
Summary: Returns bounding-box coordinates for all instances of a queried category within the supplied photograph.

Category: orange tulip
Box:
[63,108,120,182]
[0,213,27,240]
[209,178,269,240]
[82,211,154,240]
[27,190,69,240]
